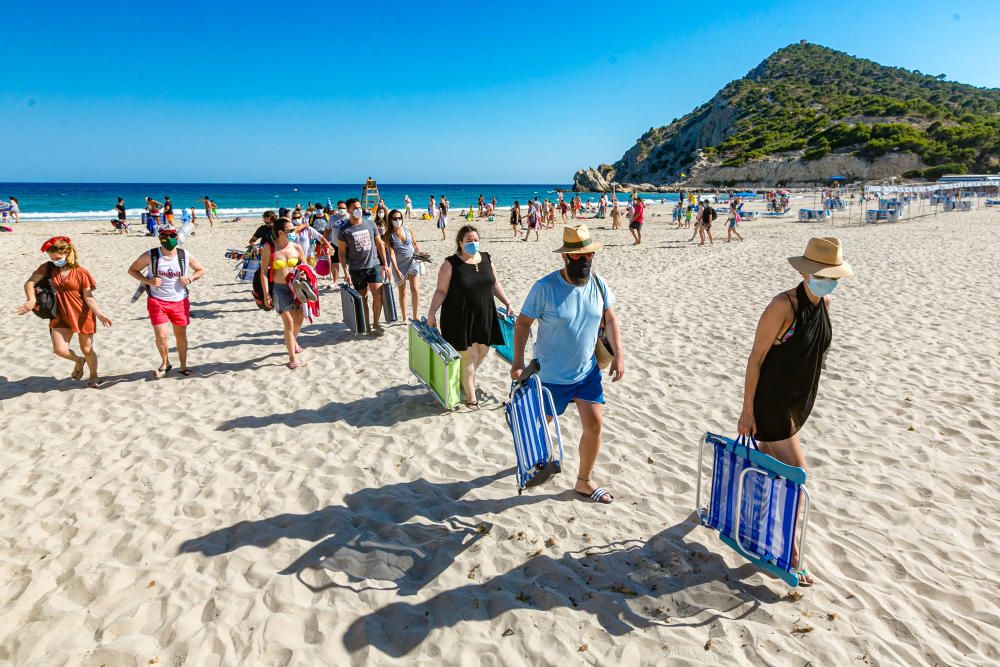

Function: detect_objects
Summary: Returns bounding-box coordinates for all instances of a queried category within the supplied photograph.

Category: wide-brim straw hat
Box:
[554,224,604,254]
[788,237,854,278]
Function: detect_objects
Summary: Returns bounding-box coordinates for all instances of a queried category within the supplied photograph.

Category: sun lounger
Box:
[797,209,830,222]
[408,319,461,409]
[695,432,811,587]
[505,360,563,494]
[986,199,1000,207]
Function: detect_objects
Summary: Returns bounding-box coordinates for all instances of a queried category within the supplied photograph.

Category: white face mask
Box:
[351,208,363,220]
[376,211,384,219]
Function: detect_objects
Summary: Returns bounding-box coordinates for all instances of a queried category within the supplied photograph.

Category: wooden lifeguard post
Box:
[362,177,380,213]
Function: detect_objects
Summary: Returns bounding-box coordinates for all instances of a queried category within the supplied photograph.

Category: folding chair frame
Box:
[695,432,812,587]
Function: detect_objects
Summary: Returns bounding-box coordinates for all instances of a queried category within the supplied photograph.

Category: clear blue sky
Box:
[3,0,997,183]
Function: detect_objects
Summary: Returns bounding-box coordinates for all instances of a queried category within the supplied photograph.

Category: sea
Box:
[0,183,679,222]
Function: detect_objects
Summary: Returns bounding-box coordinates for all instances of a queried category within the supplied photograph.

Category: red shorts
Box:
[148,297,190,326]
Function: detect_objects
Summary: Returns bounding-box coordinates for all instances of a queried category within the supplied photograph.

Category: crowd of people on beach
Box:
[13,184,855,583]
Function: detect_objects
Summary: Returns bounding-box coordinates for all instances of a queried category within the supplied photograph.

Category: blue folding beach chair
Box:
[505,361,564,494]
[493,306,517,364]
[695,432,812,587]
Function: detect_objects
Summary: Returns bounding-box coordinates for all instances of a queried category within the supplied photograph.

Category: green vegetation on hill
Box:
[633,43,1000,181]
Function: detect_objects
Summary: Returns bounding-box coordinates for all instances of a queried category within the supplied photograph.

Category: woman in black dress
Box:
[738,237,853,584]
[427,225,515,409]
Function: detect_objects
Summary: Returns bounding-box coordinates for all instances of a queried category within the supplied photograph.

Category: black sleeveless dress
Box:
[753,282,832,442]
[440,253,504,352]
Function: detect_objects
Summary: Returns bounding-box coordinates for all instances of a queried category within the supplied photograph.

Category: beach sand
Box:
[1,202,999,666]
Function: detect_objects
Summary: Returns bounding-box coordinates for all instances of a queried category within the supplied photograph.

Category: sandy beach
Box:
[1,201,999,666]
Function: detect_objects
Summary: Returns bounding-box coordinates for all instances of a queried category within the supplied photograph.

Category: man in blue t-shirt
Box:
[512,224,625,505]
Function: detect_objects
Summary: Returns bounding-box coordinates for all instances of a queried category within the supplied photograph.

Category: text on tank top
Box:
[150,251,188,302]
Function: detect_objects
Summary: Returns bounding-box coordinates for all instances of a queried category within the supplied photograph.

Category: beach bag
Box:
[594,275,614,370]
[252,242,275,311]
[33,263,59,320]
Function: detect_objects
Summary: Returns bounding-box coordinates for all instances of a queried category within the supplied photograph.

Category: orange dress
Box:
[38,263,98,334]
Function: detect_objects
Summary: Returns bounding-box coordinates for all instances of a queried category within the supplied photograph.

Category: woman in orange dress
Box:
[16,236,113,387]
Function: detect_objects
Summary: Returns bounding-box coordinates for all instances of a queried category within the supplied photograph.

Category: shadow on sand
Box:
[217,383,447,430]
[179,468,563,597]
[341,513,783,657]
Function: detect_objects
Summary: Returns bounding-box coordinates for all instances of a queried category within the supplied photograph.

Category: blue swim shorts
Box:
[542,362,605,416]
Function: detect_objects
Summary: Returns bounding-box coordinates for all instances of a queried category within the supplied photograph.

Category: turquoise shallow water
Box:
[0,182,676,222]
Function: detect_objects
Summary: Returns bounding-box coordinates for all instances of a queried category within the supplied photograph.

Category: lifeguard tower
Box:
[362,177,380,213]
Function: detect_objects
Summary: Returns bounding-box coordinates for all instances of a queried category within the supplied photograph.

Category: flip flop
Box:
[87,379,102,389]
[287,361,302,370]
[178,368,195,377]
[576,487,614,504]
[797,569,814,588]
[152,365,172,379]
[294,345,303,354]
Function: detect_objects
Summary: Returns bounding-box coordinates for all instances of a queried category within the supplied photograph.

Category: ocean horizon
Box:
[0,182,683,222]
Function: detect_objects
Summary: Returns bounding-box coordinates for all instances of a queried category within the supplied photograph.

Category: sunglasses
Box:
[159,229,178,237]
[390,216,402,222]
[41,236,72,251]
[566,252,595,260]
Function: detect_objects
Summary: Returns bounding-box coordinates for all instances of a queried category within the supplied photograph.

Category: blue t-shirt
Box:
[521,270,616,384]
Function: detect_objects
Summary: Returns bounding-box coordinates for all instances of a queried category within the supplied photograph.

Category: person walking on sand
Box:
[629,196,645,245]
[338,198,391,334]
[203,196,214,227]
[436,198,449,240]
[427,225,514,410]
[697,199,717,245]
[384,209,423,321]
[610,198,623,230]
[428,195,437,220]
[404,194,413,219]
[15,236,113,388]
[127,228,206,378]
[511,224,625,504]
[261,217,309,367]
[738,237,853,586]
[726,201,744,242]
[6,196,19,223]
[510,200,523,237]
[523,199,541,242]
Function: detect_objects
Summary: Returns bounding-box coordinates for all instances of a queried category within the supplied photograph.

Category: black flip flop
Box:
[152,364,172,379]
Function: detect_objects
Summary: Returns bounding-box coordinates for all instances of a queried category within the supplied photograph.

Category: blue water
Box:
[0,182,674,222]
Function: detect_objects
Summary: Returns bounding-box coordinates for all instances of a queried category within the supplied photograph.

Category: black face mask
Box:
[565,256,593,283]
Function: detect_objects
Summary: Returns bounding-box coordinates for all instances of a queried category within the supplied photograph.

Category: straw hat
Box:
[554,224,604,254]
[788,237,853,278]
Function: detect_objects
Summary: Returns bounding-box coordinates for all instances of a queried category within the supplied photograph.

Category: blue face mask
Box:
[809,276,838,297]
[285,232,298,243]
[463,241,480,255]
[52,258,68,267]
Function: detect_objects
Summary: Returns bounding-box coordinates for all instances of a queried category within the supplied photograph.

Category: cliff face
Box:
[572,42,1000,190]
[690,152,924,187]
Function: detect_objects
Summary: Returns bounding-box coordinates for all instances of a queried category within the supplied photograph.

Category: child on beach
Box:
[15,236,114,387]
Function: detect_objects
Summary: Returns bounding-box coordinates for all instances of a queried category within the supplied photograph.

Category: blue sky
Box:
[3,0,998,183]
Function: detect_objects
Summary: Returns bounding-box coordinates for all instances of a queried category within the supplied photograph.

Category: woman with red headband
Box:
[15,236,113,387]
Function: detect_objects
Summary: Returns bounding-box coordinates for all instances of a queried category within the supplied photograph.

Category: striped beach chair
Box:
[505,361,564,494]
[695,432,812,586]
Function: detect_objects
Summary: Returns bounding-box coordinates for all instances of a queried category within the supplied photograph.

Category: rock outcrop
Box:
[572,168,610,193]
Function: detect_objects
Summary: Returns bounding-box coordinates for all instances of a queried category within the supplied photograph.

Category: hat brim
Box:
[554,241,604,254]
[788,256,853,278]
